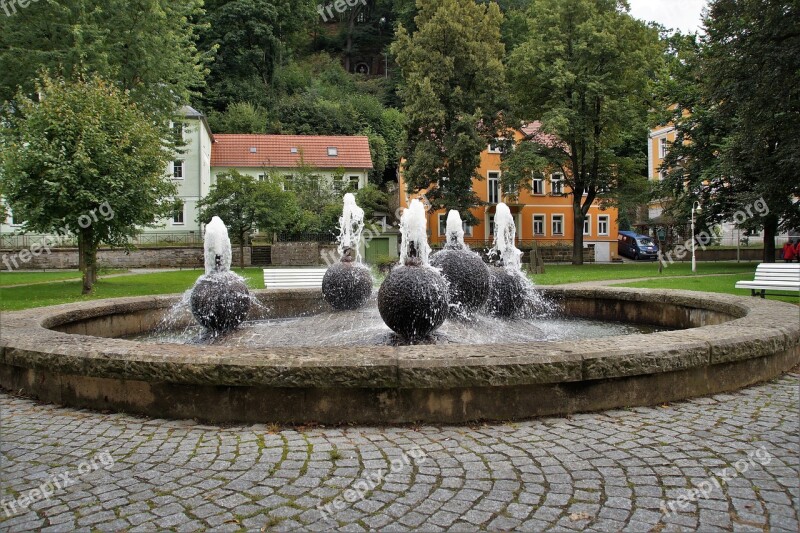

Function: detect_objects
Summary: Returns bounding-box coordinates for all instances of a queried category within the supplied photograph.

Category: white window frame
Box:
[9,211,23,227]
[583,214,591,236]
[172,121,183,141]
[550,173,564,195]
[533,214,545,236]
[487,139,505,154]
[327,147,338,157]
[598,215,610,236]
[438,213,447,236]
[551,214,564,236]
[659,137,669,159]
[532,177,544,195]
[488,214,495,237]
[348,175,360,190]
[487,171,501,204]
[172,160,184,180]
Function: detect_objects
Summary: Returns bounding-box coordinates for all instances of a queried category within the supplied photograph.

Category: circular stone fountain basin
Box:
[1,287,797,424]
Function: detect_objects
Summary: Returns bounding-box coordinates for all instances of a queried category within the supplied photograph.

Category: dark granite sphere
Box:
[190,271,251,332]
[486,267,527,318]
[430,247,490,316]
[378,265,449,342]
[322,262,373,310]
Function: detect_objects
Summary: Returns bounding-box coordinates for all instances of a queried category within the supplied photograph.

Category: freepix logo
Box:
[317,0,366,23]
[1,0,40,17]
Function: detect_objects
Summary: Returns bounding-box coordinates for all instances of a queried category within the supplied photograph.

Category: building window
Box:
[282,175,294,191]
[438,214,447,236]
[327,147,338,157]
[532,177,544,195]
[550,173,564,195]
[172,122,183,142]
[172,201,185,225]
[348,175,360,190]
[488,172,500,204]
[488,214,495,237]
[9,211,22,226]
[258,173,267,182]
[659,137,669,159]
[173,160,184,179]
[583,215,591,236]
[487,140,505,154]
[552,214,564,236]
[598,215,609,236]
[659,168,668,181]
[533,214,545,236]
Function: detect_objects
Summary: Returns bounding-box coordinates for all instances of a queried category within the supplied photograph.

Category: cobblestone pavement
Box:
[1,374,798,532]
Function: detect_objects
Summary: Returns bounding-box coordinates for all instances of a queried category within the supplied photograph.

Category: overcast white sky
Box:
[627,0,708,34]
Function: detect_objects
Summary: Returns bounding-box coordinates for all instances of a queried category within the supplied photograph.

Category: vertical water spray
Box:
[322,194,373,310]
[430,210,491,318]
[378,199,449,342]
[486,203,528,318]
[190,216,251,332]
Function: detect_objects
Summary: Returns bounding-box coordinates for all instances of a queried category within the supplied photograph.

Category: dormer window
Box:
[290,147,298,154]
[327,147,338,157]
[249,147,257,153]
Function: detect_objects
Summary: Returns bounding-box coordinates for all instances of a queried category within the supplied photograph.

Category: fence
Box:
[276,231,337,244]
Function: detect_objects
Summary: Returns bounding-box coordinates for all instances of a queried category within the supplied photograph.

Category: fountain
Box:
[322,193,373,310]
[377,199,449,342]
[189,216,250,332]
[486,203,529,317]
[430,210,491,317]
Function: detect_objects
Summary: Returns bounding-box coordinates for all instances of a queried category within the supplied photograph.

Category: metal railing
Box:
[276,232,337,244]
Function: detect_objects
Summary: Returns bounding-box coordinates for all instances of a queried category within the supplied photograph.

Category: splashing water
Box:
[490,203,522,271]
[445,210,466,249]
[399,199,431,266]
[337,193,365,262]
[204,216,232,274]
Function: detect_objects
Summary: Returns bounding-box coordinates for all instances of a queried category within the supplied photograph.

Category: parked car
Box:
[617,231,659,261]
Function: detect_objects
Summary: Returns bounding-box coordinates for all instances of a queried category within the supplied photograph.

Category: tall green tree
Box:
[391,0,509,224]
[0,0,210,120]
[505,0,662,264]
[197,170,298,268]
[199,0,316,110]
[659,0,800,262]
[0,75,176,293]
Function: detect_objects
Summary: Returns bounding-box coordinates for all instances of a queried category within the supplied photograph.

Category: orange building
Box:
[398,124,619,261]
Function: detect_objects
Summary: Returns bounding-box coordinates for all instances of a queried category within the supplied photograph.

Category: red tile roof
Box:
[211,134,373,169]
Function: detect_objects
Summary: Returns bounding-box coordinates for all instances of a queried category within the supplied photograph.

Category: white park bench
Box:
[734,263,800,298]
[263,268,327,290]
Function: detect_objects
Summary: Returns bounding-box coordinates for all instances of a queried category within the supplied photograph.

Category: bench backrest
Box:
[263,268,327,288]
[753,263,800,282]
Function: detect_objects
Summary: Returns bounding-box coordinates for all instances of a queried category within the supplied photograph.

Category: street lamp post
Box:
[691,201,702,273]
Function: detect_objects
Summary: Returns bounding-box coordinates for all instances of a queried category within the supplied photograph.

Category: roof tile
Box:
[211,134,373,169]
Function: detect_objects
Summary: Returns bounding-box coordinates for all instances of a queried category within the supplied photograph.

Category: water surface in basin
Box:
[129,299,665,347]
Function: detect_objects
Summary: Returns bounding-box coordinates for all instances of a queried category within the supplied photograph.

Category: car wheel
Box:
[634,252,639,260]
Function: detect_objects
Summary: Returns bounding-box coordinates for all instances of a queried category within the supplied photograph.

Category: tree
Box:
[0,74,176,293]
[391,0,509,224]
[197,170,298,268]
[506,0,662,264]
[207,102,269,134]
[0,0,210,120]
[659,1,800,262]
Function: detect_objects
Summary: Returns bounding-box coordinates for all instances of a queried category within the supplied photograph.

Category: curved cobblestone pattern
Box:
[0,288,798,423]
[1,373,798,532]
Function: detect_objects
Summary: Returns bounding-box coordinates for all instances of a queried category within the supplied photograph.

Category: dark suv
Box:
[618,231,659,261]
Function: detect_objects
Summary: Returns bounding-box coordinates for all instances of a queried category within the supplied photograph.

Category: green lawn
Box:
[0,268,264,311]
[618,273,799,305]
[529,261,760,285]
[0,262,791,311]
[0,268,128,286]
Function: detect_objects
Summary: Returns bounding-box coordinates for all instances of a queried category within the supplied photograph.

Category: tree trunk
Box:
[572,201,584,265]
[762,215,778,263]
[79,228,97,294]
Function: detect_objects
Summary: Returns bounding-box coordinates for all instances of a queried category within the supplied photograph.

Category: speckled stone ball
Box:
[486,267,527,318]
[430,248,490,317]
[322,262,373,310]
[190,272,250,332]
[378,265,449,342]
